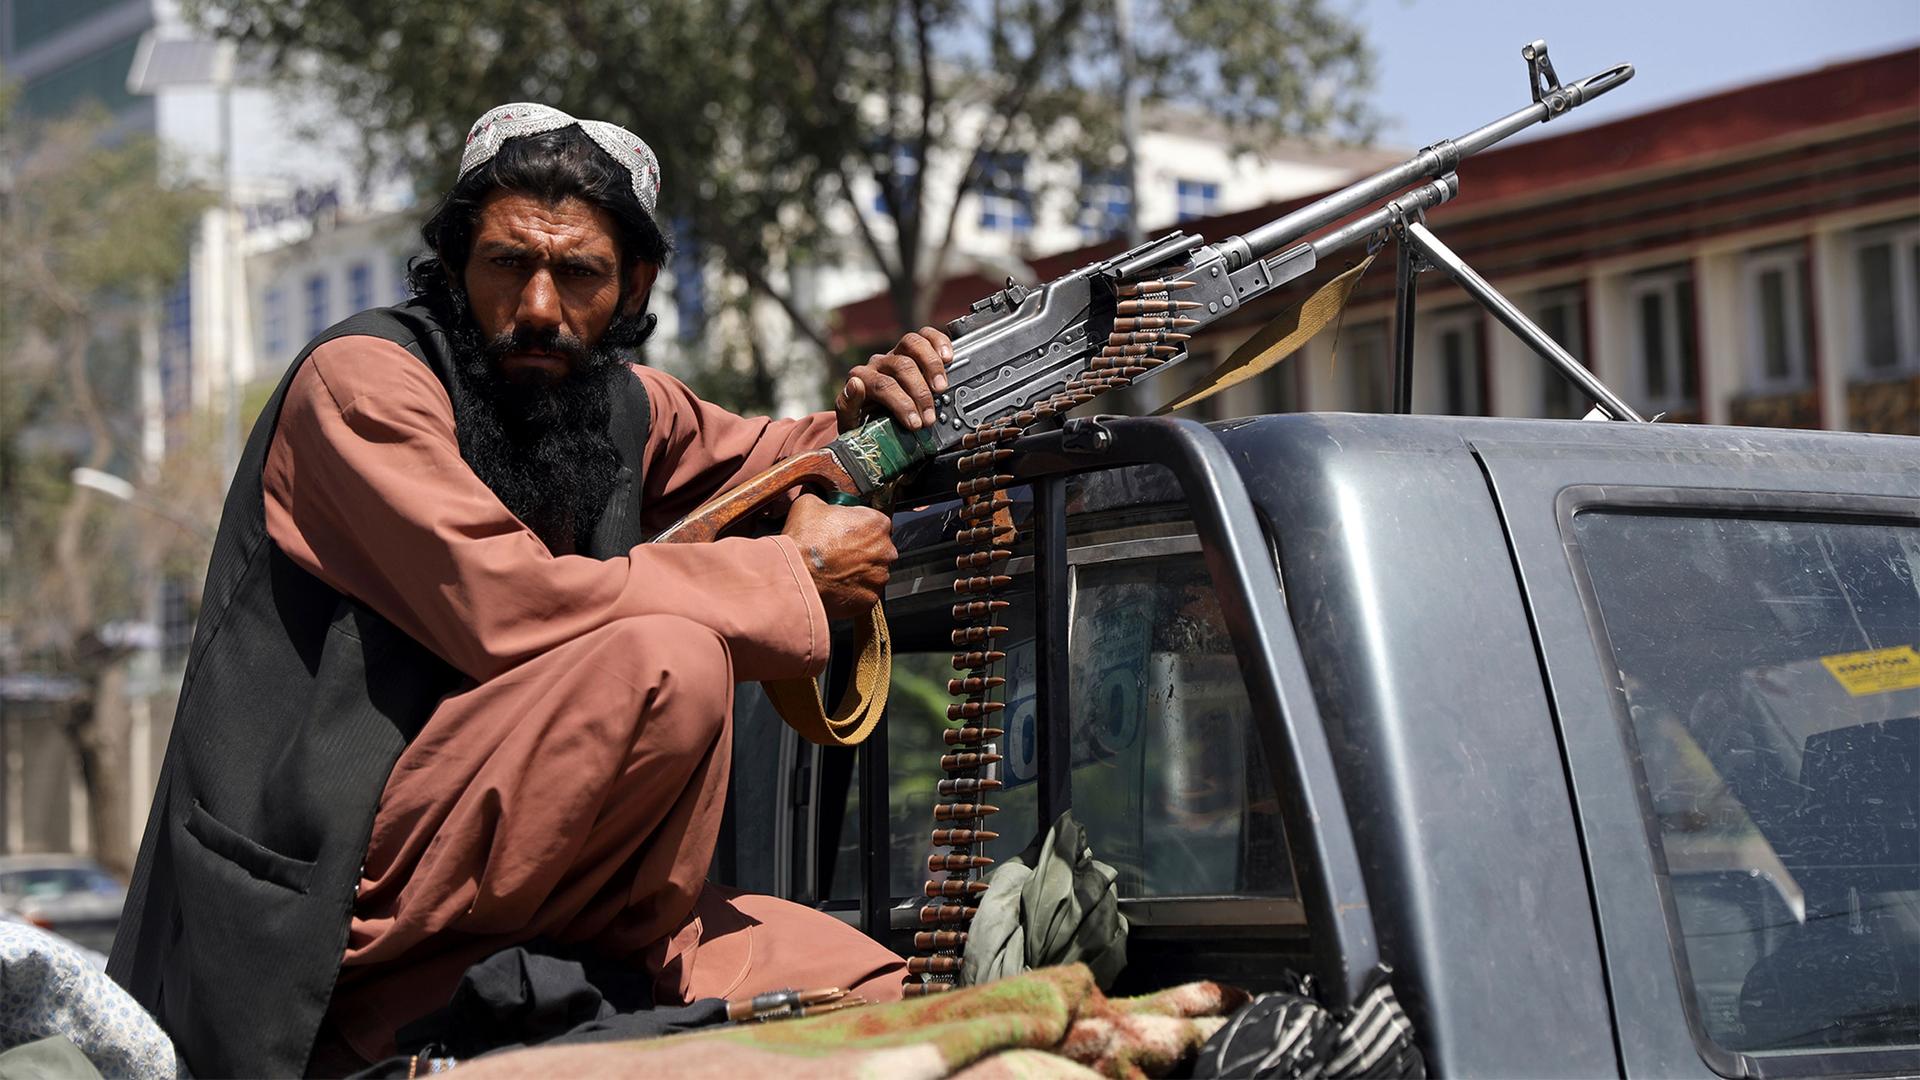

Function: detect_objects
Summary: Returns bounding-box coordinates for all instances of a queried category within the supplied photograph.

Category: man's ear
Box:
[620,261,661,318]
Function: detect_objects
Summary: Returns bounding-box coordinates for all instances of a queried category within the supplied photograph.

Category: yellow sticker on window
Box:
[1820,645,1920,697]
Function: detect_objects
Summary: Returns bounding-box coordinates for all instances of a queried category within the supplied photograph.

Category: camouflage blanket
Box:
[453,964,1249,1080]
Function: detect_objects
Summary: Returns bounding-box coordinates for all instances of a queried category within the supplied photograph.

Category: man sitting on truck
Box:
[108,103,954,1076]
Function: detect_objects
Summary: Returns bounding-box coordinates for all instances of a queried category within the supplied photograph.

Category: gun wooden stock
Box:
[652,445,860,544]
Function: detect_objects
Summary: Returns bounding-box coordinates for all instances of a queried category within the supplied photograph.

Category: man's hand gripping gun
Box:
[654,42,1636,549]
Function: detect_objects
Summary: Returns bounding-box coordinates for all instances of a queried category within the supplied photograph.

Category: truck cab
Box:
[716,413,1920,1078]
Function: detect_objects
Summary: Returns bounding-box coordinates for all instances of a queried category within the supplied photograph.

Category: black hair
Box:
[408,125,673,304]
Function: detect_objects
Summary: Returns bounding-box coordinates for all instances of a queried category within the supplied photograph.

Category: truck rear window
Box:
[859,520,1296,908]
[1573,511,1920,1059]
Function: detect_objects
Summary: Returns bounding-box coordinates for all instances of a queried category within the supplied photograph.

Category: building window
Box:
[1340,321,1391,412]
[977,154,1033,233]
[304,273,331,340]
[675,227,706,342]
[1627,268,1699,416]
[1175,179,1220,223]
[159,275,193,422]
[1428,308,1486,415]
[1742,247,1812,392]
[10,0,133,52]
[1077,166,1133,243]
[17,36,141,120]
[158,577,196,669]
[347,262,374,314]
[1533,286,1588,418]
[263,286,287,359]
[1854,220,1920,376]
[871,142,920,219]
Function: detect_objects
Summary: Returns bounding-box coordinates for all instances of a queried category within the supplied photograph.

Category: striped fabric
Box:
[1193,966,1423,1079]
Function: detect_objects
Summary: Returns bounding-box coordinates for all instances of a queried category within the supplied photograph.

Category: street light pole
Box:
[1116,0,1144,247]
[70,468,216,543]
[219,71,240,476]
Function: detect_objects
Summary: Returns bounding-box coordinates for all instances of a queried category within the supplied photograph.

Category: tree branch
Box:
[914,0,1090,326]
[708,231,837,358]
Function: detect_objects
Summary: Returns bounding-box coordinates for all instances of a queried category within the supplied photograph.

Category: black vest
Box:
[107,300,652,1077]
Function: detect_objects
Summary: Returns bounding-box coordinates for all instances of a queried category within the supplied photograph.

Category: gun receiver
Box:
[654,41,1635,544]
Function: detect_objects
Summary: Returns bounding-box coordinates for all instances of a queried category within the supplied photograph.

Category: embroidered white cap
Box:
[459,102,662,218]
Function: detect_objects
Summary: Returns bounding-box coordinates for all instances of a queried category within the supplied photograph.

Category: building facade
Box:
[834,48,1920,437]
[2,0,413,860]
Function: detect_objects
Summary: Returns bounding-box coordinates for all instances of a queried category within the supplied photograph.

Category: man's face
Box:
[461,190,659,384]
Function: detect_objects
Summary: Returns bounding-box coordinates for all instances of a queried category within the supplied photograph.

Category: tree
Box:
[0,92,213,874]
[187,0,1373,407]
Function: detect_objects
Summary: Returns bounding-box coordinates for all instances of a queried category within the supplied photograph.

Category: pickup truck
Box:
[712,411,1919,1078]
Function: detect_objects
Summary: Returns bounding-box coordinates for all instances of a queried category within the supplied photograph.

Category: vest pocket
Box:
[183,800,316,894]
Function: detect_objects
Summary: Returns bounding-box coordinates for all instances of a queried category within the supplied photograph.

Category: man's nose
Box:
[514,269,563,332]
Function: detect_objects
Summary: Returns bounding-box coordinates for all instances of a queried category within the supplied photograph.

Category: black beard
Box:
[436,288,649,553]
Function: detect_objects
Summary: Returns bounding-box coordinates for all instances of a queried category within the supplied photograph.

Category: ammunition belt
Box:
[905,276,1197,994]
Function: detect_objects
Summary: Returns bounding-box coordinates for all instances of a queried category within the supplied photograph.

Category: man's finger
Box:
[861,368,925,430]
[837,374,868,428]
[878,351,935,427]
[910,327,952,393]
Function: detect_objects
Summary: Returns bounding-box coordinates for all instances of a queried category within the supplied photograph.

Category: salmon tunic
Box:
[261,337,877,1061]
[264,337,839,686]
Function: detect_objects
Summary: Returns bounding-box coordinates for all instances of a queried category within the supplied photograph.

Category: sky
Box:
[1353,0,1920,148]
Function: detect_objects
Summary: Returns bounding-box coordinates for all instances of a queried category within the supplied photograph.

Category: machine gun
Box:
[660,39,1644,995]
[655,39,1640,546]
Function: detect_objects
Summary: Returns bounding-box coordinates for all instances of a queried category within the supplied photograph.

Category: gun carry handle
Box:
[651,446,860,545]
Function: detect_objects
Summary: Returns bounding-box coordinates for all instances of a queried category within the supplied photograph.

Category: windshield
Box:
[0,866,120,900]
[1573,510,1920,1058]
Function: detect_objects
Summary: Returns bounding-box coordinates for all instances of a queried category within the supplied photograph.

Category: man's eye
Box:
[490,256,521,269]
[565,266,602,279]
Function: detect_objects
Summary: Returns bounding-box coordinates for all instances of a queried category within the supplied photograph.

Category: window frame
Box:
[1340,320,1392,413]
[814,417,1382,1010]
[870,141,922,218]
[672,227,707,342]
[1851,220,1920,377]
[1077,164,1134,244]
[977,153,1034,234]
[856,521,1306,922]
[1175,178,1221,223]
[1741,246,1813,393]
[1424,306,1488,416]
[1555,484,1920,1079]
[347,261,375,314]
[303,272,331,341]
[1627,268,1701,416]
[262,284,288,359]
[1531,286,1589,419]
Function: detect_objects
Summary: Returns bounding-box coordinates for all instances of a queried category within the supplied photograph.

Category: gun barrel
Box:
[1229,59,1633,269]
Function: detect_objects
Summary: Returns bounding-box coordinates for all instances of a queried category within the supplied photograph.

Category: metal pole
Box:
[220,79,240,476]
[1391,236,1418,414]
[1402,220,1644,422]
[1306,175,1457,260]
[1115,0,1144,247]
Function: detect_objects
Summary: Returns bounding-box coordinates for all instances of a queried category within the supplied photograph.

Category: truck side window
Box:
[846,472,1298,907]
[1066,551,1291,897]
[1573,511,1920,1059]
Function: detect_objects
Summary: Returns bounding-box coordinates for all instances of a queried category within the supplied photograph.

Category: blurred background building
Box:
[0,0,413,863]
